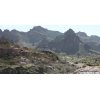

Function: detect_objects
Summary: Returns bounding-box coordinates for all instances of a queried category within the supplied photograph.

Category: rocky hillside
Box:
[0,38,76,74]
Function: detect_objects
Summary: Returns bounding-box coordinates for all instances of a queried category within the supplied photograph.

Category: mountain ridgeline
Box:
[37,29,92,55]
[0,26,100,55]
[38,29,81,54]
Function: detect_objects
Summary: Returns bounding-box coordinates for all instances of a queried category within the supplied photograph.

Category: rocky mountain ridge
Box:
[0,26,100,55]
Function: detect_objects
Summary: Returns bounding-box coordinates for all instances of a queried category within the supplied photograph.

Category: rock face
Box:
[61,29,81,54]
[38,29,90,55]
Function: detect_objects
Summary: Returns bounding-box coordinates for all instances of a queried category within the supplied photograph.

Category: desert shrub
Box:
[74,61,78,64]
[86,63,93,66]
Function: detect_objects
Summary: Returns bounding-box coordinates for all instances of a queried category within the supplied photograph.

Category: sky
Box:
[0,0,100,36]
[0,25,100,36]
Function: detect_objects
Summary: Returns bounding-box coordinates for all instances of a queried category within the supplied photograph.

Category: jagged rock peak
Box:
[64,29,75,35]
[65,28,75,33]
[64,29,78,38]
[3,29,10,33]
[32,26,46,31]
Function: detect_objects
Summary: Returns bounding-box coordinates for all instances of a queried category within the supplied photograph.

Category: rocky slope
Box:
[0,38,76,74]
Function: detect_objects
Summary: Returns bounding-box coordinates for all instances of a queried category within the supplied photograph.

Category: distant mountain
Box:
[77,32,88,38]
[0,26,100,55]
[77,32,100,52]
[38,29,91,55]
[77,32,100,43]
[0,26,62,47]
[30,26,62,40]
[89,35,100,43]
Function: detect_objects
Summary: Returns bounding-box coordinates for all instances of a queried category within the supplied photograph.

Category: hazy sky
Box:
[0,0,100,37]
[0,25,100,36]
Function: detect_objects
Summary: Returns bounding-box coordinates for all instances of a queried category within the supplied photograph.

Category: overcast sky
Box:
[0,0,100,36]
